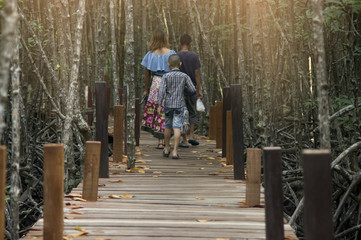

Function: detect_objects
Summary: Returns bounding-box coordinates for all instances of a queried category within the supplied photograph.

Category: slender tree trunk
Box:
[0,0,18,136]
[110,0,120,105]
[124,0,136,169]
[10,5,21,239]
[312,0,330,149]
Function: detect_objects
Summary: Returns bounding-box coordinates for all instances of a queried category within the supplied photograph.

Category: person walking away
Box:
[141,29,176,149]
[177,34,203,147]
[158,54,196,159]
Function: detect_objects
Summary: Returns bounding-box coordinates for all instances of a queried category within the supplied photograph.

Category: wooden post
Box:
[107,87,111,115]
[87,87,93,126]
[231,84,245,180]
[118,88,123,105]
[113,105,124,162]
[82,141,101,201]
[215,101,223,149]
[226,111,233,165]
[209,106,216,140]
[43,144,64,240]
[246,148,261,206]
[222,87,231,157]
[303,150,334,240]
[95,81,109,178]
[263,147,284,240]
[135,98,140,146]
[0,146,6,240]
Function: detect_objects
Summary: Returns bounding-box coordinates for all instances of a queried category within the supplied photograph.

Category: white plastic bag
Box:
[196,98,205,112]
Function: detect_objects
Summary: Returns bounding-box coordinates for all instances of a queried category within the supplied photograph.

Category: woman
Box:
[141,29,176,149]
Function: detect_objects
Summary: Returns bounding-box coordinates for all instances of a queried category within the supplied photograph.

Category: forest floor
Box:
[23,131,297,239]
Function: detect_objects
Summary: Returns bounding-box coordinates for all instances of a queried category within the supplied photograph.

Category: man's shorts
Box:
[164,107,185,129]
[184,94,197,124]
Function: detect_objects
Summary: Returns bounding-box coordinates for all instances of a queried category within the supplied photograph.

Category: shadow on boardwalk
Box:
[24,131,297,240]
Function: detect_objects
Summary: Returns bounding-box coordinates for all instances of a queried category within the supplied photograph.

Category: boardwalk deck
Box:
[24,131,297,240]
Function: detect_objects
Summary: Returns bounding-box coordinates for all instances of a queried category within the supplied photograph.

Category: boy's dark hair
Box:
[168,54,181,67]
[180,34,192,46]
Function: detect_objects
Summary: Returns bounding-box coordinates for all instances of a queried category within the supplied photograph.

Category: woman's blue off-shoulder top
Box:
[141,50,176,76]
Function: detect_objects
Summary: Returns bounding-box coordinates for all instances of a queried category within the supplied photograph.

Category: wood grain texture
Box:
[25,132,297,240]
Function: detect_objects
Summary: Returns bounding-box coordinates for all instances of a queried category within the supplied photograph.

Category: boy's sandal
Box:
[155,144,165,149]
[163,149,170,158]
[188,138,199,146]
[179,142,190,148]
[172,154,180,159]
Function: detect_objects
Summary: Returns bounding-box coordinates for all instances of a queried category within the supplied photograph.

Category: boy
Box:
[158,54,196,159]
[177,34,203,147]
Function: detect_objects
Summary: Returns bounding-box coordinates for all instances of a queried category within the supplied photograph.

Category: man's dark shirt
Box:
[177,51,201,95]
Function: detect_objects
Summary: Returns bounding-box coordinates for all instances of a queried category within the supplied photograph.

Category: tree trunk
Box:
[124,0,136,169]
[312,0,330,149]
[110,0,120,105]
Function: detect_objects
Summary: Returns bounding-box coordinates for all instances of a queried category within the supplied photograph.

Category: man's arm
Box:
[194,69,203,99]
[185,76,197,95]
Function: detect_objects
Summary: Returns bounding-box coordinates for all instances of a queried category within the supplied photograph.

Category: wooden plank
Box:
[246,148,261,206]
[215,101,223,149]
[226,111,233,165]
[302,150,333,240]
[113,105,124,162]
[43,144,64,240]
[230,84,245,180]
[82,141,101,201]
[208,106,216,140]
[263,147,284,240]
[222,87,231,158]
[95,81,109,178]
[0,146,6,240]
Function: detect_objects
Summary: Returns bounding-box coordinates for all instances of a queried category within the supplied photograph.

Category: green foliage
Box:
[0,0,4,8]
[324,0,361,32]
[332,95,361,129]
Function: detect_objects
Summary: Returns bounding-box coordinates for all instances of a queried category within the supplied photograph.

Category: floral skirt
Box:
[141,75,165,139]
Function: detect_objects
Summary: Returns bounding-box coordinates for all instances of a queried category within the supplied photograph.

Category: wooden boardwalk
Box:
[24,131,297,240]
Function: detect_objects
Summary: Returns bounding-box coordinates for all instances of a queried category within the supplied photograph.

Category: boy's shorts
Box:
[164,107,184,129]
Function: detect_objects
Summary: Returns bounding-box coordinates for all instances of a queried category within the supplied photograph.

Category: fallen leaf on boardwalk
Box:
[66,205,83,209]
[199,168,205,170]
[65,193,82,198]
[218,205,225,207]
[143,154,151,157]
[108,194,121,199]
[122,194,134,198]
[196,219,210,222]
[73,197,87,202]
[284,235,296,239]
[75,226,86,232]
[153,176,159,178]
[136,157,143,159]
[216,238,230,240]
[153,171,162,174]
[239,200,246,204]
[69,210,85,214]
[138,170,145,173]
[138,166,149,169]
[65,232,88,238]
[135,152,142,156]
[206,140,212,142]
[224,177,230,179]
[136,160,146,163]
[110,180,123,183]
[132,167,139,170]
[217,151,222,154]
[188,163,198,165]
[176,171,184,174]
[64,216,75,220]
[207,157,215,160]
[219,171,227,173]
[208,172,218,176]
[125,169,131,173]
[207,163,213,165]
[98,183,106,187]
[221,158,227,162]
[195,197,205,200]
[92,231,105,233]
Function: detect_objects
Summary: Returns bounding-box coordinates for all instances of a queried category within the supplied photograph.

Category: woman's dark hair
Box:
[148,29,169,52]
[180,34,192,46]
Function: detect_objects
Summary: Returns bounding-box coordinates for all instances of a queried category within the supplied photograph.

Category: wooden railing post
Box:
[215,101,223,149]
[303,150,334,240]
[113,105,124,162]
[246,148,261,206]
[209,105,216,140]
[231,84,245,180]
[43,144,64,240]
[135,98,140,146]
[95,81,109,178]
[0,146,6,240]
[263,147,284,240]
[222,87,231,158]
[82,141,101,201]
[226,111,233,165]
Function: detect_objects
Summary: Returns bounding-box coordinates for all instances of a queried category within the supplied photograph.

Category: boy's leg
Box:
[172,128,181,157]
[164,128,171,154]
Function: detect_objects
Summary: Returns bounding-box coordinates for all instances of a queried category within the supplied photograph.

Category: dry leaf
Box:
[66,232,88,238]
[207,163,213,165]
[216,238,230,240]
[206,140,212,142]
[218,205,225,207]
[196,219,210,222]
[125,169,131,173]
[208,172,218,175]
[73,197,87,202]
[195,197,205,200]
[69,210,84,215]
[98,184,106,187]
[153,176,159,178]
[67,205,83,209]
[199,168,205,170]
[138,170,145,173]
[191,151,199,153]
[219,171,227,173]
[122,194,134,198]
[108,195,121,199]
[64,216,75,220]
[153,171,162,174]
[217,151,222,154]
[65,193,82,198]
[284,236,296,240]
[207,157,215,160]
[132,167,139,170]
[239,200,246,204]
[176,171,184,174]
[75,226,86,232]
[110,180,123,183]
